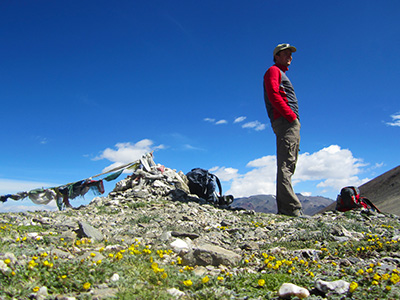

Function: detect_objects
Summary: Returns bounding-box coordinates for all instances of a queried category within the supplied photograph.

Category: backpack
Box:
[336,186,380,213]
[186,168,234,206]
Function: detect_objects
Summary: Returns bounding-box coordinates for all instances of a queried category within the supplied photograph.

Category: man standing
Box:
[263,43,302,216]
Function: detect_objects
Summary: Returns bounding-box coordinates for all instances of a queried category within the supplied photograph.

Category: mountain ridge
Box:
[232,193,334,216]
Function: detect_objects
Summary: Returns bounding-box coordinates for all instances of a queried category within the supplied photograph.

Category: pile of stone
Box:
[98,153,207,207]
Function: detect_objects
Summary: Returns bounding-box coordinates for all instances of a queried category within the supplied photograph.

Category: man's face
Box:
[275,49,293,67]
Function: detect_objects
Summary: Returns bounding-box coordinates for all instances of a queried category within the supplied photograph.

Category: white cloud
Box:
[223,145,369,198]
[225,155,277,197]
[0,178,59,194]
[242,121,266,131]
[386,112,400,127]
[33,136,48,145]
[234,116,247,123]
[94,139,165,172]
[204,118,216,123]
[183,144,204,151]
[300,192,312,196]
[204,116,265,131]
[209,166,239,181]
[293,145,365,184]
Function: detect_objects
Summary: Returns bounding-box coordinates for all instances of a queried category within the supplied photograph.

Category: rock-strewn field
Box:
[1,157,400,299]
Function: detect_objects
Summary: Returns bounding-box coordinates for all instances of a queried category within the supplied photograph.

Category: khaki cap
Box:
[273,43,297,56]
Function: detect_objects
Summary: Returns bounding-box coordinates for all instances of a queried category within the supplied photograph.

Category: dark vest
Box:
[264,70,299,122]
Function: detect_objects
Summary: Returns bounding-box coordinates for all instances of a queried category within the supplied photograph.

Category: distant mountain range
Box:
[231,193,334,216]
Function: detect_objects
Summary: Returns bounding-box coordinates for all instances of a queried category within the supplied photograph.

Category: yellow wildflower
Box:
[391,273,400,284]
[217,276,224,281]
[83,282,91,290]
[4,259,11,265]
[161,273,168,279]
[202,276,210,283]
[183,280,193,286]
[349,281,358,293]
[32,287,40,292]
[373,273,381,281]
[258,279,265,287]
[382,273,390,280]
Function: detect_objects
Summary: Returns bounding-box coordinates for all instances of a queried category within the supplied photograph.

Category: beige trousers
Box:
[272,117,302,216]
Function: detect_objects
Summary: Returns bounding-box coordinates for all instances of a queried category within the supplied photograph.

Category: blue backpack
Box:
[186,168,233,206]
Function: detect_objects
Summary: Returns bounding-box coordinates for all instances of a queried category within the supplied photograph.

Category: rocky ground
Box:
[1,156,400,299]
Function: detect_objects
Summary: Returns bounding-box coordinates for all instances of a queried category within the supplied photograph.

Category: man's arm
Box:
[264,66,297,122]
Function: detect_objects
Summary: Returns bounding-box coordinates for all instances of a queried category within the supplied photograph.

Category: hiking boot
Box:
[278,208,303,217]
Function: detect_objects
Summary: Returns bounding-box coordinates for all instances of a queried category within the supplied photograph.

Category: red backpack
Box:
[336,186,380,213]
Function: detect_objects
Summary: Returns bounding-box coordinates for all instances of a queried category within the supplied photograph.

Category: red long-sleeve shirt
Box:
[263,64,298,123]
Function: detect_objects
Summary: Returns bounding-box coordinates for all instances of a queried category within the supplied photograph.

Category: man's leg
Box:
[272,118,302,216]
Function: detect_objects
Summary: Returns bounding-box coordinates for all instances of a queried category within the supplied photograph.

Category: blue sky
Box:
[1,0,399,212]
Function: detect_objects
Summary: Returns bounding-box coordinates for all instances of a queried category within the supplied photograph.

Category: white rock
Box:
[315,279,350,294]
[27,232,39,238]
[36,286,48,300]
[0,260,11,274]
[110,273,120,281]
[193,266,207,276]
[105,244,124,251]
[167,288,185,298]
[278,283,310,299]
[170,238,190,252]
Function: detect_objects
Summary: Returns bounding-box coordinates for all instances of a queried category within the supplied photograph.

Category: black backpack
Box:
[336,186,380,213]
[186,168,233,206]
